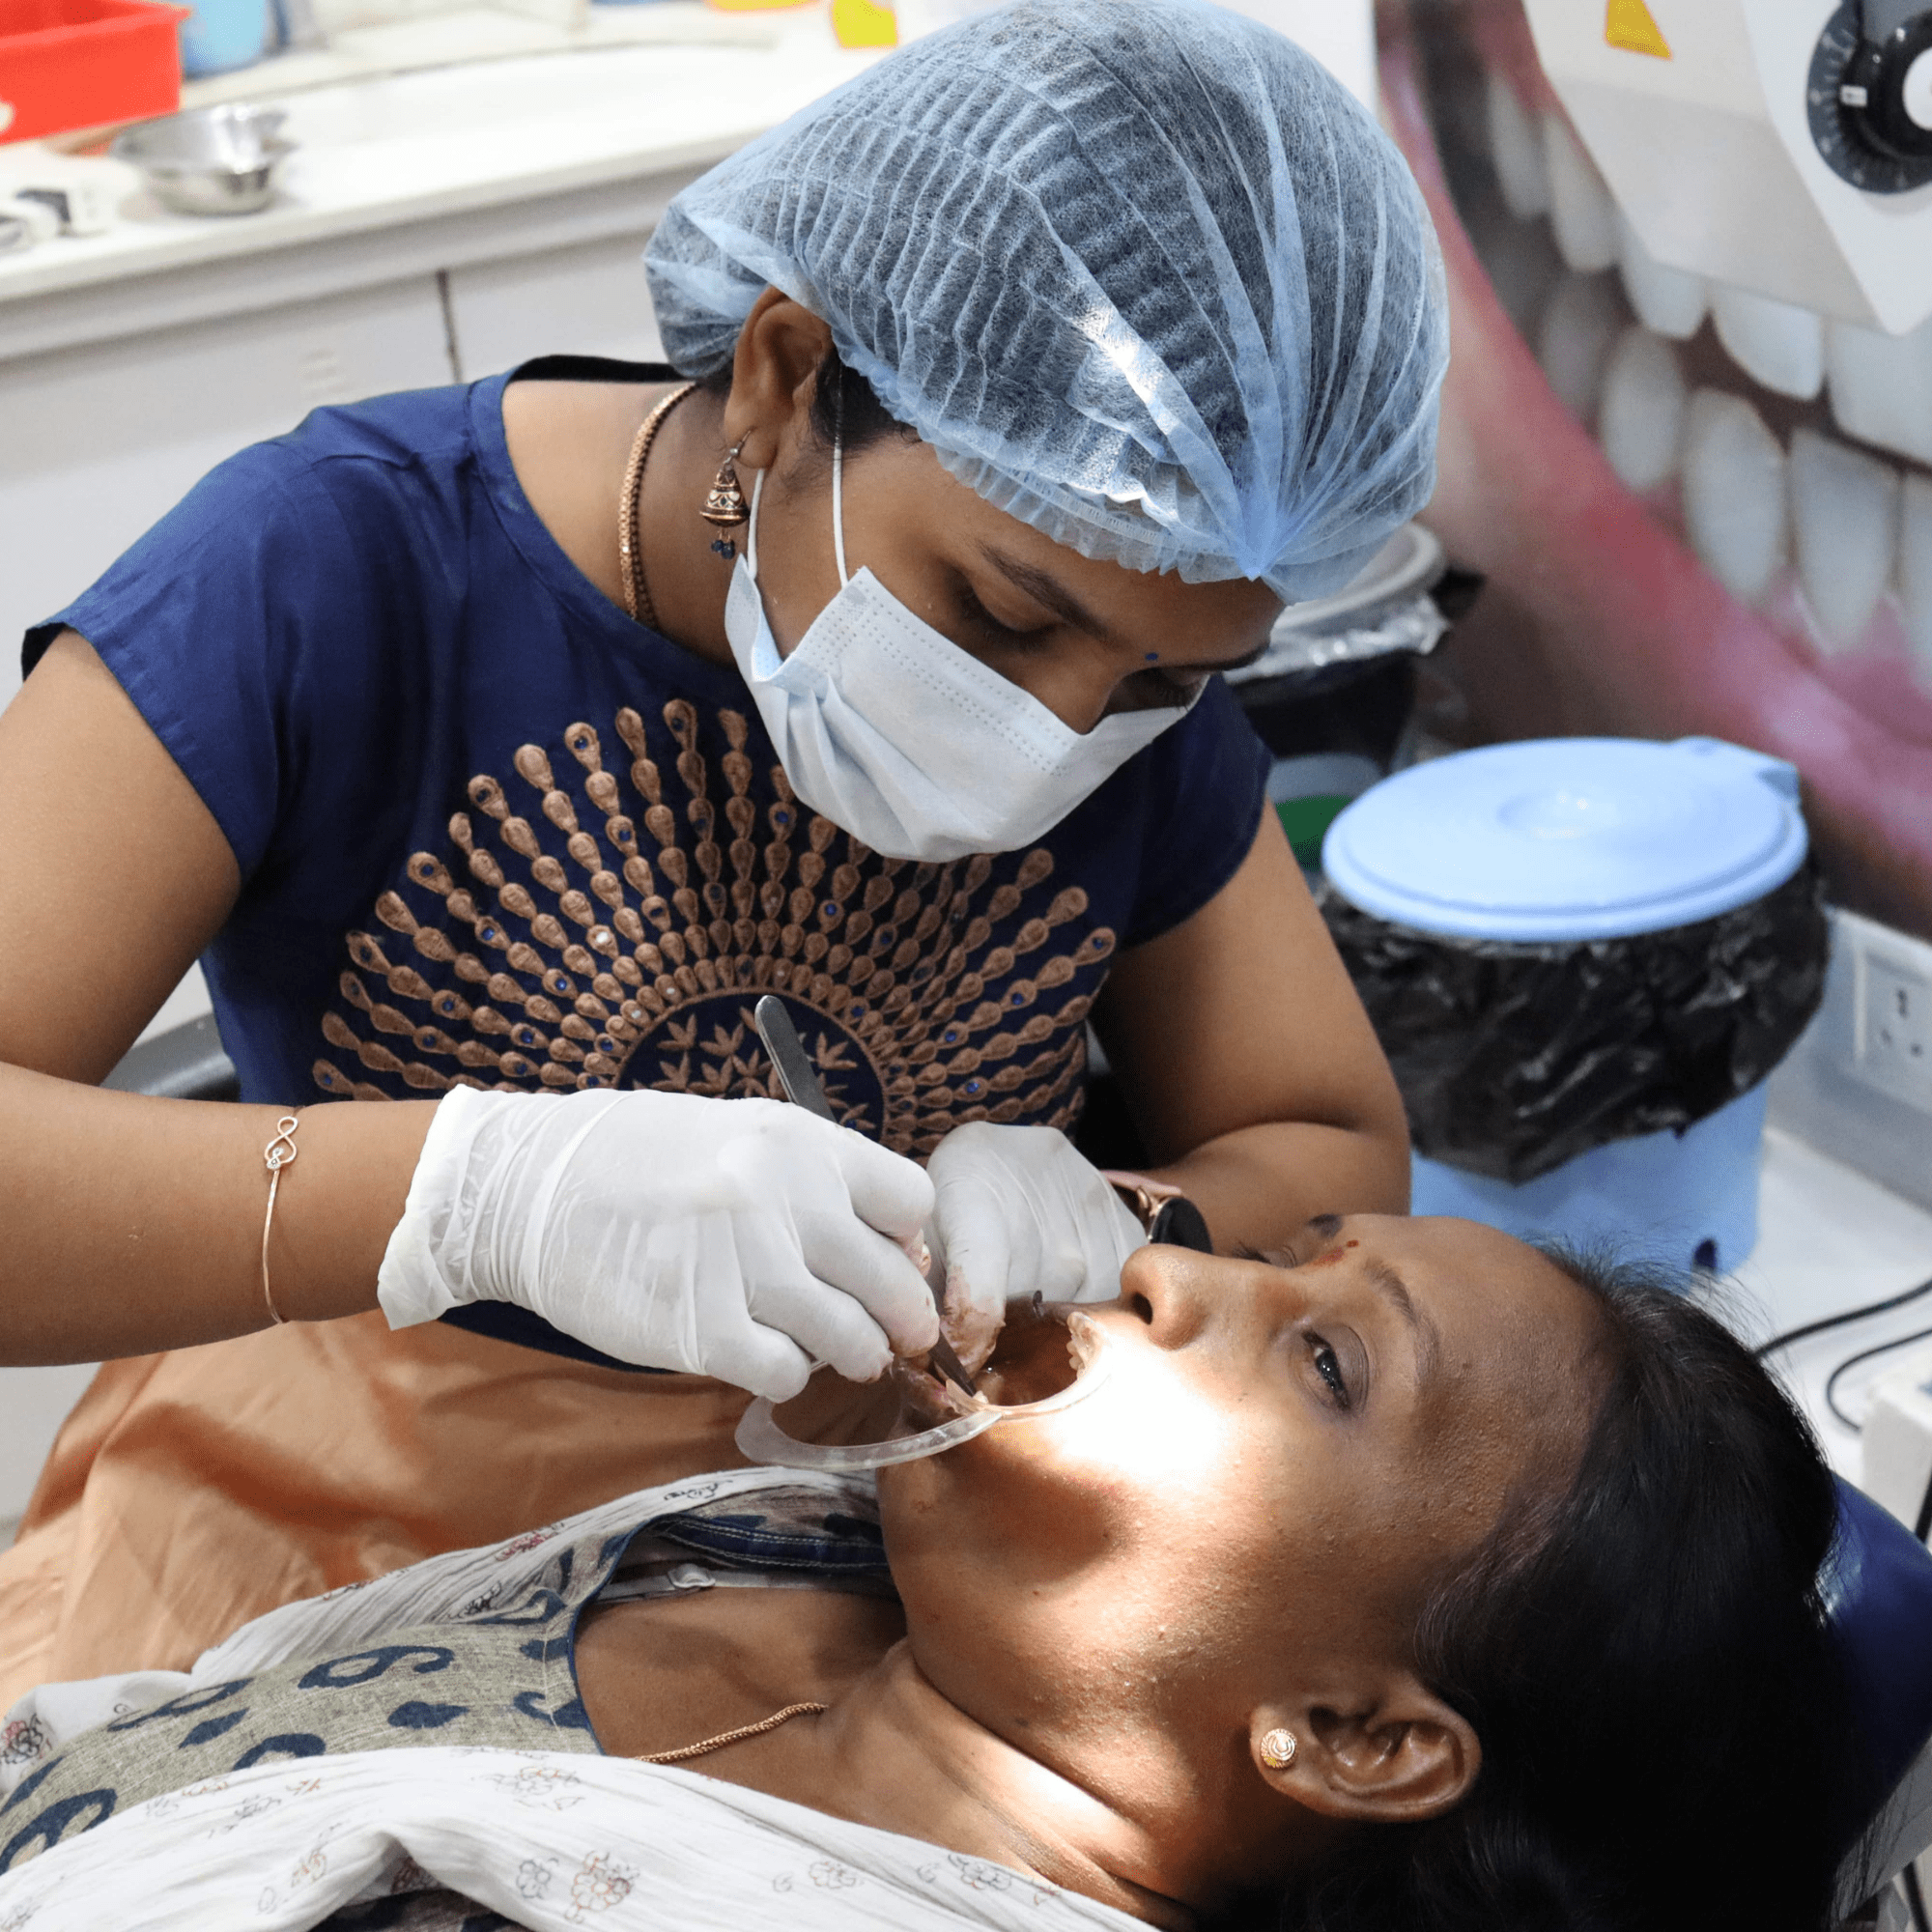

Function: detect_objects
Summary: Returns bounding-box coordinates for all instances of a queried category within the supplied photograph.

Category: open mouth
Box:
[965,1299,1096,1408]
[900,1300,1107,1424]
[1385,0,1932,933]
[738,1304,1111,1471]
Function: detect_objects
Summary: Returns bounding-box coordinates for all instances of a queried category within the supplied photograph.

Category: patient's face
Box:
[878,1216,1601,1810]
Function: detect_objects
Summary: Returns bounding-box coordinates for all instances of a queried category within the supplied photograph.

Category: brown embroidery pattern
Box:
[314,702,1116,1154]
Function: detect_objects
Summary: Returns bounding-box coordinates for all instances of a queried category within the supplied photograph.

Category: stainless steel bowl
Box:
[112,104,297,218]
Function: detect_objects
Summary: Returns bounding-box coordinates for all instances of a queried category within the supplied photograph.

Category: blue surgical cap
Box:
[644,0,1448,600]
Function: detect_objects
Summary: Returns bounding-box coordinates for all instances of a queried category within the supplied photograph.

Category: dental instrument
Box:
[753,994,979,1396]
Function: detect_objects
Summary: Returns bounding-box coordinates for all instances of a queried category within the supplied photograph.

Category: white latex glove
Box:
[378,1087,939,1402]
[926,1122,1149,1347]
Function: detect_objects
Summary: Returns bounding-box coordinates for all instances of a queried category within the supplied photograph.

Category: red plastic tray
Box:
[0,0,185,146]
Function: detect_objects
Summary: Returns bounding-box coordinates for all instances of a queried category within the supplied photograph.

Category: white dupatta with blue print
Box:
[0,1469,1141,1932]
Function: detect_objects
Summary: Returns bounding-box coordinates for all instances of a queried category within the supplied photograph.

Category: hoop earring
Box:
[1260,1728,1298,1771]
[701,435,753,558]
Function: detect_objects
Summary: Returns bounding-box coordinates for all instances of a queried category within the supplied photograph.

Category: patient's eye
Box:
[1308,1333,1352,1409]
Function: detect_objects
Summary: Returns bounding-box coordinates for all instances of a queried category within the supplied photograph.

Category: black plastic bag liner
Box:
[1319,861,1830,1184]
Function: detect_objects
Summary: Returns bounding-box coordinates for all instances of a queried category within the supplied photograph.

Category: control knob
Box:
[1810,2,1932,191]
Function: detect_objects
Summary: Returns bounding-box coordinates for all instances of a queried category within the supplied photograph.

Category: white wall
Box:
[0,273,453,712]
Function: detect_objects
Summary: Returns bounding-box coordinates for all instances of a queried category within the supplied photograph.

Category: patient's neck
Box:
[705,1641,1198,1929]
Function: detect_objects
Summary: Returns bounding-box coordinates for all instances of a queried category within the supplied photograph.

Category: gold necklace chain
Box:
[636,1700,828,1766]
[617,381,697,632]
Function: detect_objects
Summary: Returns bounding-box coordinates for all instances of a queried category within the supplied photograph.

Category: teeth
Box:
[1468,198,1564,342]
[1599,327,1687,492]
[1827,316,1932,470]
[1537,269,1624,423]
[1903,475,1932,691]
[1616,213,1709,341]
[1485,72,1550,221]
[1542,114,1618,273]
[1711,284,1825,401]
[1788,429,1899,654]
[1681,389,1788,604]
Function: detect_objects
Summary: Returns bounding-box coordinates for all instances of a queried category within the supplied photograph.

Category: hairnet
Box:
[644,0,1448,600]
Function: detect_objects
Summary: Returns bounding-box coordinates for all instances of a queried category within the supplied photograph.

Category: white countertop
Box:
[0,4,875,326]
[1739,1126,1932,1483]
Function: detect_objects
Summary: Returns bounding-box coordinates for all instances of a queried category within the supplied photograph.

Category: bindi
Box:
[1307,1239,1360,1271]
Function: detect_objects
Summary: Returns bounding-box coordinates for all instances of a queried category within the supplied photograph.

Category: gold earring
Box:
[701,435,753,557]
[1260,1728,1298,1771]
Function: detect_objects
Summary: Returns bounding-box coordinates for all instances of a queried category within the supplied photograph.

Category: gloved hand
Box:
[926,1123,1148,1350]
[378,1087,939,1401]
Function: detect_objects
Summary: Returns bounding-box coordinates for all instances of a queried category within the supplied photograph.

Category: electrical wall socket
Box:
[1857,947,1932,1108]
[1768,907,1932,1216]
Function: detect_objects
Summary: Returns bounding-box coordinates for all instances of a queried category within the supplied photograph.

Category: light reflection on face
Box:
[876,1215,1602,1800]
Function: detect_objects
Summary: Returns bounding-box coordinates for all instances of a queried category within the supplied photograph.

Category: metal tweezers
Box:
[753,996,979,1396]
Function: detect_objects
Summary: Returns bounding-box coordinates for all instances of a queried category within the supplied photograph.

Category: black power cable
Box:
[1824,1324,1932,1433]
[1754,1275,1932,1362]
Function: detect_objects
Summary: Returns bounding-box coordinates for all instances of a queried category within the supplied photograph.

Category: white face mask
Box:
[722,433,1199,863]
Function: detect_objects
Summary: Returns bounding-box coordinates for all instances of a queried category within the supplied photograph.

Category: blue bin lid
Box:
[1321,736,1808,941]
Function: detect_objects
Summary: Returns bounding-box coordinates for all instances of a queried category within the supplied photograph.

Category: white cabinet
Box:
[444,230,666,378]
[0,273,452,713]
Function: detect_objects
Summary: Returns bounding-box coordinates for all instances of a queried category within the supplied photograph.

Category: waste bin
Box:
[1320,735,1829,1272]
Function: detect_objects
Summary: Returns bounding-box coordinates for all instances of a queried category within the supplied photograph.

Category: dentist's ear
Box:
[1249,1679,1481,1824]
[723,288,836,474]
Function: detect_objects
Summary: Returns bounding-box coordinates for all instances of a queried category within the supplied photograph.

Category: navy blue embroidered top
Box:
[23,361,1268,1351]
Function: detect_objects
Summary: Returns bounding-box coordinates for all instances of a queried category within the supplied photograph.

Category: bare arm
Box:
[1094,804,1410,1255]
[0,633,434,1363]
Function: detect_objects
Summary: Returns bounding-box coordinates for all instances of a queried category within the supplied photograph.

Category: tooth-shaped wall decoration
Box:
[1542,112,1617,274]
[1682,389,1787,604]
[1475,199,1566,342]
[1711,285,1825,401]
[1789,429,1899,654]
[1485,72,1550,221]
[1903,474,1932,689]
[1537,269,1624,424]
[1616,213,1708,342]
[1599,326,1686,492]
[1827,316,1932,471]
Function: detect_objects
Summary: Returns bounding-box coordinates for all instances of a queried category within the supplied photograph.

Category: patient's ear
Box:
[1248,1676,1481,1824]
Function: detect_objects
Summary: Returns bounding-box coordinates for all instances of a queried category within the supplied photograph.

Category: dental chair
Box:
[1829,1481,1932,1923]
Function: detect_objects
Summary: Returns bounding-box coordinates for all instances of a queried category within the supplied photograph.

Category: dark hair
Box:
[1269,1250,1861,1932]
[698,342,914,462]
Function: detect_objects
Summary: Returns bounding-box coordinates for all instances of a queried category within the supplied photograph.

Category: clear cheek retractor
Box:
[733,1308,1112,1471]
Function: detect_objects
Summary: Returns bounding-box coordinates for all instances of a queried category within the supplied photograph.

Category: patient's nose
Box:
[1116,1245,1218,1351]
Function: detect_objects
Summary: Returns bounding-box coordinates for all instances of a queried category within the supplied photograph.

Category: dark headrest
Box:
[1823,1478,1932,1824]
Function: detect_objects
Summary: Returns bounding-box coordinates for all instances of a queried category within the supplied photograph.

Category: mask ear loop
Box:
[831,366,849,589]
[745,468,766,582]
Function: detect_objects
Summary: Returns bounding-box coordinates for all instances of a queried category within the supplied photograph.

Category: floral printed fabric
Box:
[0,1471,886,1839]
[0,1469,1142,1928]
[0,1745,1144,1932]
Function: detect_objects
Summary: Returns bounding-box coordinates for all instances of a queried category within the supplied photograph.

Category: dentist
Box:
[0,0,1446,1688]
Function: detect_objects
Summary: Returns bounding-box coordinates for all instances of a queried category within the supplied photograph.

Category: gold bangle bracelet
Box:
[260,1114,299,1326]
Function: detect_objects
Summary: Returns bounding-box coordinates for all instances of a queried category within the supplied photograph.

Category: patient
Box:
[0,1217,1857,1932]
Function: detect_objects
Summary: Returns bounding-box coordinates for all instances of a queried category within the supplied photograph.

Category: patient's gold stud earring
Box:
[1260,1728,1298,1771]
